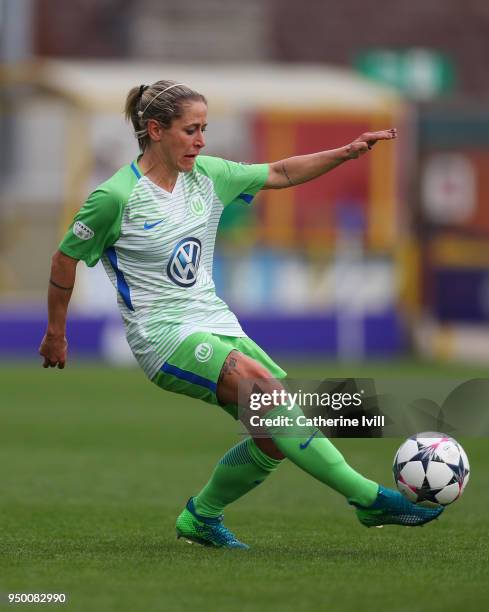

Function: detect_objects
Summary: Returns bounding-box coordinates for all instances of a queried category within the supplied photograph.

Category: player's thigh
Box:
[151,333,286,459]
[152,332,287,418]
[215,350,284,407]
[215,334,287,406]
[151,331,232,409]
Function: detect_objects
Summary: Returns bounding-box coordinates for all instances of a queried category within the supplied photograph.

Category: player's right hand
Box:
[39,333,68,369]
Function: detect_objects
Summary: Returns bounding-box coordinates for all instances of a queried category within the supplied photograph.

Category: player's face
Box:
[160,101,208,172]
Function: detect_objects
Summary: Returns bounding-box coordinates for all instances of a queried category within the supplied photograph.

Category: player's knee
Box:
[241,361,285,406]
[240,358,271,382]
[253,436,285,460]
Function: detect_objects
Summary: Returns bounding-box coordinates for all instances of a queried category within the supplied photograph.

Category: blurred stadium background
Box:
[1,0,489,365]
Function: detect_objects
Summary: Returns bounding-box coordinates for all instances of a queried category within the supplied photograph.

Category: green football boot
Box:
[176,498,249,549]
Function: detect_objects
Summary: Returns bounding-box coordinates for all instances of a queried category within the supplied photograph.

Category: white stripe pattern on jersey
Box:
[101,169,245,379]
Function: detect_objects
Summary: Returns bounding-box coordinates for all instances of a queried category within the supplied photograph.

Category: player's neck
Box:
[138,150,179,193]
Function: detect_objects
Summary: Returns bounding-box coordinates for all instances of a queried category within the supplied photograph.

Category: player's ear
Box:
[147,119,162,142]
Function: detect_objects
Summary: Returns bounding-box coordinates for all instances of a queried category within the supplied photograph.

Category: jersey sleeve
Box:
[195,156,269,207]
[58,187,123,267]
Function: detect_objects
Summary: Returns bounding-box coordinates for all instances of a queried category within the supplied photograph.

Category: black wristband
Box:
[50,278,74,291]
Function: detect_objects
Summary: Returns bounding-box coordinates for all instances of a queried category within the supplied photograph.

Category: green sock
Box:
[266,404,378,507]
[193,438,282,517]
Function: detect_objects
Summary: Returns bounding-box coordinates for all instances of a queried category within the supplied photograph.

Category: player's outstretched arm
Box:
[39,250,79,369]
[263,128,397,189]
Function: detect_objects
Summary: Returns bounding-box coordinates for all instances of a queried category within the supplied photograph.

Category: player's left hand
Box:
[346,128,397,159]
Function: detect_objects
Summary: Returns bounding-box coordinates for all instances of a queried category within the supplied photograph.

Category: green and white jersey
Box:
[59,156,269,379]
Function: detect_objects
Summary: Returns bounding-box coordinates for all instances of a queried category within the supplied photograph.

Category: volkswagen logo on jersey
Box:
[167,237,202,287]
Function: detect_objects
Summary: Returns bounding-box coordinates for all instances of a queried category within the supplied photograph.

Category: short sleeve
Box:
[59,188,123,267]
[194,156,269,207]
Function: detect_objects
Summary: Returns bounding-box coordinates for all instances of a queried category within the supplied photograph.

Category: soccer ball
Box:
[393,432,470,507]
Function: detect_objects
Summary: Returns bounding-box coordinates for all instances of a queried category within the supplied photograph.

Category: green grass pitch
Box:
[1,360,488,611]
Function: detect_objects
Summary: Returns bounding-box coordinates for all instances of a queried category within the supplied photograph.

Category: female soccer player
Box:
[40,81,442,548]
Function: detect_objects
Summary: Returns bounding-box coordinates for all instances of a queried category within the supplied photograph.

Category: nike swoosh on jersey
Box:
[143,219,165,230]
[299,429,320,449]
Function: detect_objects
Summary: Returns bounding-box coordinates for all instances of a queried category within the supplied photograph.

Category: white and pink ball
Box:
[393,432,470,507]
